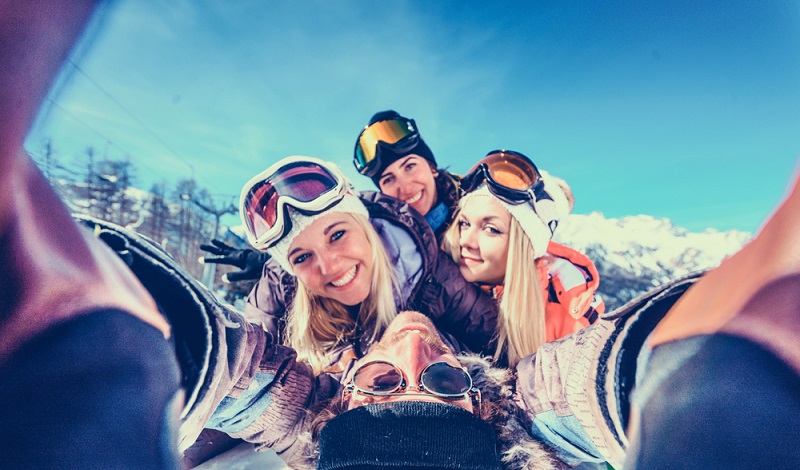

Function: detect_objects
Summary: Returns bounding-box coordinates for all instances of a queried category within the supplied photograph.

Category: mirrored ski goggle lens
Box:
[421,362,472,396]
[243,162,339,240]
[354,118,417,170]
[467,151,540,192]
[353,361,404,394]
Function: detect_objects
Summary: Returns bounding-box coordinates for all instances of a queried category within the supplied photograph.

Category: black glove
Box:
[199,239,270,282]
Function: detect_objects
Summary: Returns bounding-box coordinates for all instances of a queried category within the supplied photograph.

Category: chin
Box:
[459,266,478,283]
[337,282,371,306]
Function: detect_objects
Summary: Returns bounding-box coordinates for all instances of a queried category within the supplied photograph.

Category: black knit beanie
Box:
[317,401,501,470]
[363,110,437,186]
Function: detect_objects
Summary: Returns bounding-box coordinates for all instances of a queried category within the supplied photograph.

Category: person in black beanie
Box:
[353,110,462,244]
[295,310,559,470]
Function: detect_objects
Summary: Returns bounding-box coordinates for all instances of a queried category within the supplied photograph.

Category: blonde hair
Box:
[495,219,547,366]
[443,208,547,367]
[442,214,461,261]
[285,213,399,374]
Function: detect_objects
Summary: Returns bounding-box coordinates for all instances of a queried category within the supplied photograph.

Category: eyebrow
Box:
[380,156,416,180]
[287,221,348,258]
[462,214,507,225]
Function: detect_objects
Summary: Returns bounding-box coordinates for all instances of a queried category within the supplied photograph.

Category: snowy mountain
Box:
[554,212,752,310]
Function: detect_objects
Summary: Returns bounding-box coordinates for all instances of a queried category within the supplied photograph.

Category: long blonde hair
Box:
[285,213,399,374]
[443,210,547,367]
[496,219,547,366]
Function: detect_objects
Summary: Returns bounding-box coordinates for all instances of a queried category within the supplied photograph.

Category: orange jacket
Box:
[485,240,605,343]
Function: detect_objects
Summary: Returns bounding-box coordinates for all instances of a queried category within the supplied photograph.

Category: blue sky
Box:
[26,0,800,233]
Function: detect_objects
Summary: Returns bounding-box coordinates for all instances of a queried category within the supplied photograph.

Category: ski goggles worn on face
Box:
[461,149,547,205]
[353,117,419,177]
[342,360,481,412]
[239,157,348,250]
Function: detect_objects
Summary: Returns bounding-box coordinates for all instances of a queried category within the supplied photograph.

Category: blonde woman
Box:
[444,150,604,367]
[240,156,497,374]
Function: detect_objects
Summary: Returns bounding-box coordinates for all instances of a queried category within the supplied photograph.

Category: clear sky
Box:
[25,0,800,233]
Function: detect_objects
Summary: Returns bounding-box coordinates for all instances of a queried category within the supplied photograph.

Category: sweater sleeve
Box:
[513,275,698,468]
[513,318,624,468]
[205,336,340,462]
[244,256,294,342]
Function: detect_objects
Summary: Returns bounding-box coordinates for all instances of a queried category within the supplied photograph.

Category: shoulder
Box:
[246,257,296,331]
[547,241,598,272]
[359,191,439,267]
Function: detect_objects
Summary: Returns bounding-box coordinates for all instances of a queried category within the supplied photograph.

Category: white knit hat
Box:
[460,170,570,258]
[266,191,369,275]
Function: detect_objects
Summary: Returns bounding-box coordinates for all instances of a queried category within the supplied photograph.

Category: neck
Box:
[424,201,449,232]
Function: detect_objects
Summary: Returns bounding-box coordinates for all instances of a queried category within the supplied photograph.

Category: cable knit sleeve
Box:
[244,256,296,343]
[205,334,340,462]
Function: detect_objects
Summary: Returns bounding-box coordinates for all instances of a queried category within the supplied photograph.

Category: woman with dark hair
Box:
[353,109,460,243]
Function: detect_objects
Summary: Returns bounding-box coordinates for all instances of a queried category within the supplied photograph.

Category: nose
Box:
[315,249,342,276]
[395,174,413,196]
[391,332,435,389]
[459,224,478,251]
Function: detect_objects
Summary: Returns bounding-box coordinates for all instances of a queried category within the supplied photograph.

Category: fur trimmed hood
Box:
[459,354,564,470]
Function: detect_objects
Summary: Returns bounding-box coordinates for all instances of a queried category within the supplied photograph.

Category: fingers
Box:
[199,244,221,255]
[211,239,232,250]
[225,270,257,283]
[203,255,232,265]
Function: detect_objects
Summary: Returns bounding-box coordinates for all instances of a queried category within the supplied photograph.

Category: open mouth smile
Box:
[404,192,422,204]
[330,265,358,287]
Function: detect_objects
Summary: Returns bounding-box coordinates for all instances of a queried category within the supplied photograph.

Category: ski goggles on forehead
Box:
[461,149,546,205]
[239,158,348,250]
[343,360,480,408]
[353,117,419,177]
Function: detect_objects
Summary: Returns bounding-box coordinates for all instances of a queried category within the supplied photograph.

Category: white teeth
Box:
[405,192,422,204]
[330,266,357,287]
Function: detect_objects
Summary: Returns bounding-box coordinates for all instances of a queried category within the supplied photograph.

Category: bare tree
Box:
[141,182,170,244]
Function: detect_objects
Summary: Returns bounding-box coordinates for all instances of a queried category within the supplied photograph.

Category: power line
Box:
[66,58,201,182]
[43,98,162,180]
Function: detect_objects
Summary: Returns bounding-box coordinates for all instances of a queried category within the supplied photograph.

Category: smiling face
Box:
[344,311,473,413]
[456,195,512,285]
[377,155,438,215]
[288,212,374,306]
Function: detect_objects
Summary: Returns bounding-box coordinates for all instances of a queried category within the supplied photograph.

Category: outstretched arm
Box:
[205,333,340,462]
[513,275,700,469]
